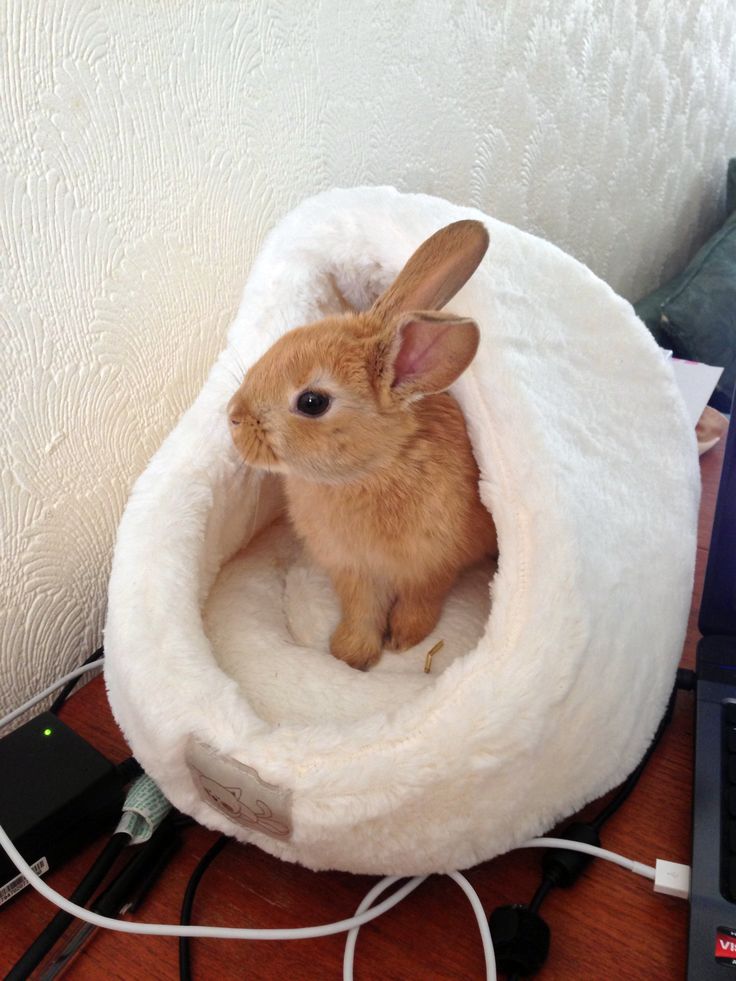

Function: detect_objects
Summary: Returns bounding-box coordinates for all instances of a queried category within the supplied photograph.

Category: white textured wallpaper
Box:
[2,0,736,714]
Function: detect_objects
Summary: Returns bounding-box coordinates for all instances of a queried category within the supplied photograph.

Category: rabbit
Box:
[227,219,497,670]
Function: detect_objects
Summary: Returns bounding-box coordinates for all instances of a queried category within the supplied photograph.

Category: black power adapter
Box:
[0,711,125,904]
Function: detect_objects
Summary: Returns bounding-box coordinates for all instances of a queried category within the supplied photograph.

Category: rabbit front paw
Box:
[330,621,383,671]
[386,595,441,651]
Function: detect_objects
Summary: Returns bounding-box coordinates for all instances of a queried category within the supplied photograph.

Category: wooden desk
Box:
[1,438,725,980]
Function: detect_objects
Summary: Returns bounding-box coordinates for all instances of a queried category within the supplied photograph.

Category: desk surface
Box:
[1,437,726,981]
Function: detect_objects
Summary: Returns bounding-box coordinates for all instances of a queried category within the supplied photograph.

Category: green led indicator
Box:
[42,727,53,737]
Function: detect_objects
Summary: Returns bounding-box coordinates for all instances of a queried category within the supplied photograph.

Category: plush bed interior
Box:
[202,462,497,730]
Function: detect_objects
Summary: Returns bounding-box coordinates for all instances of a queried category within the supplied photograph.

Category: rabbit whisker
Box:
[223,364,244,386]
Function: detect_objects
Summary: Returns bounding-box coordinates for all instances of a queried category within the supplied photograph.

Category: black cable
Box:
[4,831,129,981]
[49,648,104,715]
[527,877,554,915]
[179,835,229,981]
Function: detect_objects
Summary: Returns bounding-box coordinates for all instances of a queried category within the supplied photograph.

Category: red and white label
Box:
[715,927,736,965]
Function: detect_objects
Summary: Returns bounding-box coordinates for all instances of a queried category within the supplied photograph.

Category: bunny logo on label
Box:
[186,738,292,840]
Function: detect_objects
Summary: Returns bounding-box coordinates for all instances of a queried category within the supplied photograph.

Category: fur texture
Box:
[227,221,497,669]
[104,186,699,876]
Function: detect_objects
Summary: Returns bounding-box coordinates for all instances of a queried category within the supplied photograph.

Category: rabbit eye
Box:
[295,390,331,417]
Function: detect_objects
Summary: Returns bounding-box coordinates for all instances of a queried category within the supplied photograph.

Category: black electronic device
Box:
[0,711,124,904]
[689,388,736,978]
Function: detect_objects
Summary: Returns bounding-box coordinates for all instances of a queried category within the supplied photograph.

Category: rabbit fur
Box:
[228,220,497,669]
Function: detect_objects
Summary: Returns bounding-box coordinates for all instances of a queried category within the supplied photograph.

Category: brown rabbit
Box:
[228,220,497,670]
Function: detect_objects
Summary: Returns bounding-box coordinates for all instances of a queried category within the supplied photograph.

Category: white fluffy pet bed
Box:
[105,186,699,875]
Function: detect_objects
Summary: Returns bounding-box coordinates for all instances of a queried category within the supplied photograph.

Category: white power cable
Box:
[521,837,656,880]
[1,661,104,728]
[0,824,423,941]
[447,871,498,981]
[0,816,683,970]
[342,871,497,981]
[343,876,426,981]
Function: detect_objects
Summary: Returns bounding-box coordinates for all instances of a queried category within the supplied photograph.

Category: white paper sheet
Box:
[670,358,725,426]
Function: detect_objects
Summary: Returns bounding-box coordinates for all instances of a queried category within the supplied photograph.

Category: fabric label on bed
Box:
[186,737,292,839]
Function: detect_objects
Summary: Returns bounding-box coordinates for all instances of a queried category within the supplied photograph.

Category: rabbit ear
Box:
[384,311,480,400]
[372,220,489,319]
